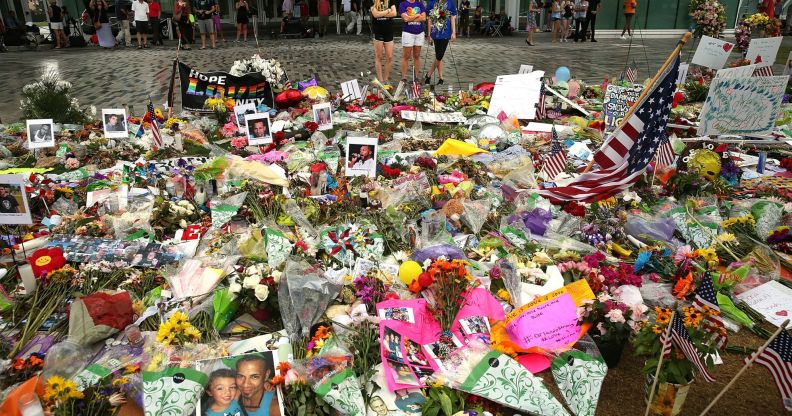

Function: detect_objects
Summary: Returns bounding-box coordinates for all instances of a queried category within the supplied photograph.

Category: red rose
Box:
[562,202,586,217]
[305,121,319,133]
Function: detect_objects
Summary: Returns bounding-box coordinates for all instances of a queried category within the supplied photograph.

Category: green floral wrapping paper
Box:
[459,351,569,416]
[266,227,294,268]
[143,367,207,416]
[666,205,720,249]
[551,351,607,416]
[313,369,367,416]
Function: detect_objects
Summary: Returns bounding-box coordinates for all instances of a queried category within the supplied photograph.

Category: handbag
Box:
[93,19,102,29]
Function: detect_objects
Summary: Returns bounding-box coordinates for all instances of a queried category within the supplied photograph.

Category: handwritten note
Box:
[736,280,792,327]
[602,85,644,130]
[697,76,787,136]
[505,289,581,351]
[716,65,757,79]
[691,35,734,69]
[746,36,783,68]
[487,72,544,120]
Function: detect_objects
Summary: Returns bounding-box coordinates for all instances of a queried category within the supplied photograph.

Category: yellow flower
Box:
[714,233,737,244]
[44,375,68,401]
[652,325,663,334]
[112,377,129,388]
[496,288,511,302]
[695,248,719,266]
[156,321,176,343]
[170,311,189,330]
[720,215,755,229]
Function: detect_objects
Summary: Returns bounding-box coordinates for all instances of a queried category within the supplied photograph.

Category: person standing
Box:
[90,0,114,48]
[620,0,635,39]
[174,0,193,49]
[344,0,362,35]
[458,0,469,36]
[399,0,425,82]
[280,0,293,33]
[371,0,396,83]
[524,0,538,45]
[116,3,132,46]
[194,0,216,48]
[131,0,149,48]
[213,6,226,44]
[582,0,599,41]
[235,0,249,42]
[425,0,455,85]
[149,0,162,45]
[298,0,309,27]
[48,0,69,48]
[317,0,330,36]
[472,4,481,34]
[560,0,572,42]
[573,0,586,42]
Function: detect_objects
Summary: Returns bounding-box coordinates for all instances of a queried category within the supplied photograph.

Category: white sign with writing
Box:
[487,72,544,120]
[691,35,734,69]
[745,36,783,68]
[698,76,787,136]
[736,280,792,327]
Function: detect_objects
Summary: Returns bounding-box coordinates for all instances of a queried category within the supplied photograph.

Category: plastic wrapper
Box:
[73,342,145,392]
[112,194,155,240]
[509,208,553,236]
[166,258,227,300]
[411,244,466,263]
[238,227,268,260]
[420,210,452,247]
[293,348,365,416]
[461,198,492,235]
[285,199,318,238]
[751,200,784,242]
[433,340,569,415]
[498,259,523,308]
[551,349,607,416]
[51,197,79,216]
[531,230,597,254]
[68,291,134,346]
[279,257,342,340]
[661,199,720,249]
[624,214,676,244]
[638,282,676,308]
[39,340,88,384]
[210,191,247,229]
[212,288,239,331]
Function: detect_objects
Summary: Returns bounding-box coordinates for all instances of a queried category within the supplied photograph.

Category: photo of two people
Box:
[196,352,283,416]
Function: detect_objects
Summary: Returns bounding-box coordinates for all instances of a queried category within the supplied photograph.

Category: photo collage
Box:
[46,235,184,267]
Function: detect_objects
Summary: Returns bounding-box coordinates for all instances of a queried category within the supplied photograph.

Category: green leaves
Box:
[421,386,466,416]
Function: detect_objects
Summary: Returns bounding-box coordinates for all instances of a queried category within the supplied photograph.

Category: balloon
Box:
[398,260,423,285]
[275,89,303,109]
[473,82,495,95]
[303,86,329,100]
[555,66,571,82]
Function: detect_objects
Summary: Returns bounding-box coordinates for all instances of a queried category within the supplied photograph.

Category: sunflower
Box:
[156,321,176,343]
[652,325,663,334]
[170,311,189,330]
[714,233,737,244]
[44,375,68,401]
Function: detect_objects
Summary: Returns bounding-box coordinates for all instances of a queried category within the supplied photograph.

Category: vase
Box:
[644,374,694,416]
[588,327,627,368]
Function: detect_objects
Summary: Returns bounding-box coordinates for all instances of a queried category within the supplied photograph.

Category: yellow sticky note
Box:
[564,279,595,306]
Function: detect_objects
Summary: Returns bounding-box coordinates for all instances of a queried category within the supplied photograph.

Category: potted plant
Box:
[633,306,720,416]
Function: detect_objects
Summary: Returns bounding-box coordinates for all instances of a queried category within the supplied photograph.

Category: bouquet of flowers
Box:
[423,258,476,358]
[689,0,726,38]
[156,310,202,346]
[429,1,450,33]
[229,55,288,90]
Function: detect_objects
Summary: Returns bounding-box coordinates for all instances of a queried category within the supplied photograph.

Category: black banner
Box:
[178,62,274,113]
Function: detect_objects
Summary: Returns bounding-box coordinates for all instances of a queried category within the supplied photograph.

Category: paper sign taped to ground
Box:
[487,72,544,120]
[677,62,690,86]
[716,65,757,79]
[341,79,362,101]
[691,36,734,69]
[746,36,783,68]
[736,280,792,327]
[400,111,467,123]
[505,288,581,351]
[698,76,787,136]
[602,85,644,130]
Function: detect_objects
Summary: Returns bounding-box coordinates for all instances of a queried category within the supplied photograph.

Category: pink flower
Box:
[231,136,248,149]
[605,309,626,324]
[674,245,693,262]
[221,121,239,138]
[64,157,80,169]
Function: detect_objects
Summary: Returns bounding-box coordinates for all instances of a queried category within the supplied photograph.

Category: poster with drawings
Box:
[697,76,787,136]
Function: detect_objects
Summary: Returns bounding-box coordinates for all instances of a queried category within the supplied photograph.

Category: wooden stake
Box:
[583,31,693,173]
[698,319,790,416]
[644,310,676,416]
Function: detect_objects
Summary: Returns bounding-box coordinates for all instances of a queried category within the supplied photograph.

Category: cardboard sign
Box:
[698,76,787,136]
[341,79,363,101]
[400,111,467,123]
[736,280,792,327]
[746,36,783,68]
[505,289,581,351]
[715,64,757,79]
[519,64,534,74]
[691,35,734,69]
[487,72,544,120]
[602,85,644,130]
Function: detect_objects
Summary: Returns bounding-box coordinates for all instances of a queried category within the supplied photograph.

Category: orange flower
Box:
[277,362,291,376]
[270,375,284,386]
[673,272,694,299]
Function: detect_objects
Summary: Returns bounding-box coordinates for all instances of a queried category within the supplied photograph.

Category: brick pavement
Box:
[0,33,750,121]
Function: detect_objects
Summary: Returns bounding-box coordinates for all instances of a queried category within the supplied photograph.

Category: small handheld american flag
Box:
[749,328,792,410]
[623,62,638,84]
[541,124,567,180]
[693,272,728,350]
[654,137,676,169]
[147,97,162,150]
[670,313,716,382]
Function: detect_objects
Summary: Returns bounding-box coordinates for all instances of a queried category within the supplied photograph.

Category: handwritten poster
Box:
[697,76,787,136]
[736,280,792,327]
[487,72,544,120]
[676,62,690,87]
[784,51,792,76]
[691,35,734,69]
[602,85,644,130]
[505,289,581,351]
[715,64,757,79]
[746,36,783,68]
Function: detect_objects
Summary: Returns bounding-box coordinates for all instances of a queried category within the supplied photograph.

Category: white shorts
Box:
[50,22,64,30]
[401,31,425,47]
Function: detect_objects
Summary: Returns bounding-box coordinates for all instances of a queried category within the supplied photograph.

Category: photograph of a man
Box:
[0,175,32,225]
[346,137,378,177]
[26,119,55,149]
[246,114,273,145]
[102,109,129,138]
[0,186,20,214]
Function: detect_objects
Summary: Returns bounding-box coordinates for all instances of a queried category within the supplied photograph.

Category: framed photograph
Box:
[312,103,333,131]
[0,175,33,225]
[378,307,415,324]
[26,119,55,149]
[234,103,257,134]
[459,315,491,335]
[246,113,272,145]
[345,137,378,177]
[193,351,285,416]
[102,109,128,138]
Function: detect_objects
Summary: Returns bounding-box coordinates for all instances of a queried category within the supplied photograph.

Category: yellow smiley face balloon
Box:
[303,86,329,100]
[688,149,722,181]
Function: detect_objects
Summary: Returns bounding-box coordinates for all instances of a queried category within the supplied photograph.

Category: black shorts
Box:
[237,16,249,24]
[433,38,449,60]
[373,20,393,42]
[135,20,149,32]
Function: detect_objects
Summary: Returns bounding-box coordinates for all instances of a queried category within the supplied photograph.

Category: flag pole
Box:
[644,309,677,416]
[698,319,790,416]
[584,31,693,173]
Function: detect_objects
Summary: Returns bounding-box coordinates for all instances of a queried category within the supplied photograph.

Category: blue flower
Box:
[634,250,651,273]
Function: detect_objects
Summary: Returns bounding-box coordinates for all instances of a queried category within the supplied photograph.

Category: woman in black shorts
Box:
[371,0,397,84]
[236,0,250,43]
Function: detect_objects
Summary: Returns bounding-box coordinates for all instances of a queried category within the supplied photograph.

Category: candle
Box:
[17,264,36,293]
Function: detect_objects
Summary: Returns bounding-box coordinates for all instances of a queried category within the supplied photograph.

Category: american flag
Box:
[537,56,680,203]
[753,66,775,77]
[670,313,716,382]
[749,329,792,411]
[654,137,676,169]
[147,98,162,149]
[411,81,421,100]
[623,63,638,83]
[693,272,728,350]
[536,83,547,119]
[541,125,567,180]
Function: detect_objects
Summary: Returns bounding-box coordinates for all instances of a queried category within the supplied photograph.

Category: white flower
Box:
[422,259,432,268]
[605,309,626,324]
[243,274,260,289]
[179,219,188,228]
[229,282,242,294]
[254,284,269,301]
[271,269,282,283]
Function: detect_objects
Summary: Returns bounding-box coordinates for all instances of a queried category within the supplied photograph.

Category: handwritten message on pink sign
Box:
[505,291,581,351]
